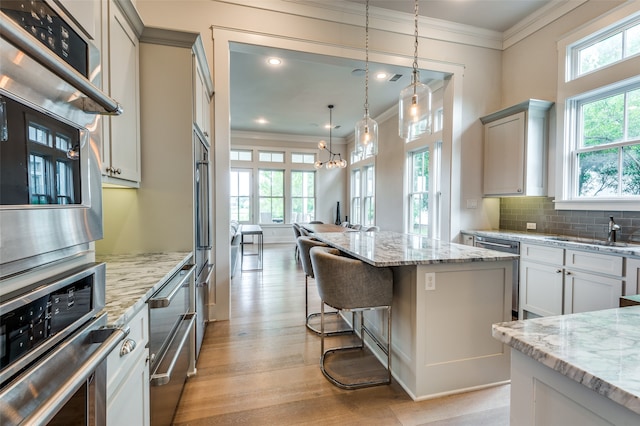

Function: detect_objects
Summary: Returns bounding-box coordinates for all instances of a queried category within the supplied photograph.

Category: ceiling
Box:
[230,0,554,140]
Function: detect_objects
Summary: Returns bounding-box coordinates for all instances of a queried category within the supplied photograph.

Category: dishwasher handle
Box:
[148,264,195,308]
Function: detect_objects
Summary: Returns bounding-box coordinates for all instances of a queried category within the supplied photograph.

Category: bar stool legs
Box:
[320,305,392,389]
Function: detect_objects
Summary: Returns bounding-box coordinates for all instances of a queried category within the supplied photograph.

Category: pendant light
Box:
[314,105,347,169]
[355,0,378,156]
[398,0,432,142]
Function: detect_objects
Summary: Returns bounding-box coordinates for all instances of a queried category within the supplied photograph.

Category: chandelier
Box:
[355,0,378,155]
[398,0,432,141]
[314,105,347,169]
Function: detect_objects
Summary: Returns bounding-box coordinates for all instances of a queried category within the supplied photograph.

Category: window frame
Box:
[258,168,285,224]
[556,2,640,210]
[230,168,253,223]
[290,169,316,223]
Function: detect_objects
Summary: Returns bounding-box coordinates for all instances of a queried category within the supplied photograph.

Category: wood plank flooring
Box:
[173,243,510,425]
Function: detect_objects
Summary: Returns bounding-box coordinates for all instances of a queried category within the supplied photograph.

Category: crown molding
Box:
[217,0,589,51]
[502,0,589,49]
[232,130,348,145]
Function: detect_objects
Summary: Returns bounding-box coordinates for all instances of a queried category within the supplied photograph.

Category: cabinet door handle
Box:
[115,168,122,175]
[517,188,523,193]
[555,269,562,273]
[119,338,137,357]
[565,271,572,276]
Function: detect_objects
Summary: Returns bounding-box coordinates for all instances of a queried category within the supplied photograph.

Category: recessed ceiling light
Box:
[256,118,268,124]
[375,72,387,80]
[267,57,282,66]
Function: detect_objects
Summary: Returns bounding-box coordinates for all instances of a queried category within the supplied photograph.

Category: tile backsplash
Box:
[499,197,640,243]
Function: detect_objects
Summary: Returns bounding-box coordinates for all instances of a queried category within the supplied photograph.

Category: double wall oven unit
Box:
[1,1,122,424]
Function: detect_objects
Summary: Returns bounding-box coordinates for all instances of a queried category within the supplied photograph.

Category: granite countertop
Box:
[96,252,193,327]
[492,306,640,415]
[313,231,518,267]
[464,229,640,257]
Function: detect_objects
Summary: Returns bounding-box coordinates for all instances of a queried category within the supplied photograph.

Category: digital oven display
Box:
[1,0,88,77]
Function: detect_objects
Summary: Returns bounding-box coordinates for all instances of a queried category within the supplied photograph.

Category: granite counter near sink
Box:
[493,306,640,423]
[97,252,193,326]
[463,229,640,257]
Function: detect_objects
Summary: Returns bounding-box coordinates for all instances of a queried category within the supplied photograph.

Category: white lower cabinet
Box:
[520,243,624,318]
[107,307,150,426]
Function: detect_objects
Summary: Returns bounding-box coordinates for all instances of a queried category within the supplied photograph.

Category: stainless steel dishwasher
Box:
[474,235,520,319]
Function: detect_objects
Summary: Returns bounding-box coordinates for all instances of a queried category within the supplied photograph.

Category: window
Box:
[571,84,640,197]
[558,5,640,208]
[258,169,284,223]
[230,169,252,222]
[230,149,252,161]
[291,153,315,164]
[570,18,640,79]
[291,171,315,223]
[350,169,361,225]
[258,151,284,163]
[362,166,375,226]
[408,149,429,236]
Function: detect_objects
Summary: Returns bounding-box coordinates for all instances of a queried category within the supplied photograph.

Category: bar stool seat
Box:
[310,246,393,389]
[297,236,352,336]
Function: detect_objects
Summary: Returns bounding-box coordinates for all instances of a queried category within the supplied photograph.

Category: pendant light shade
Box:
[355,114,378,155]
[355,0,378,156]
[399,0,432,142]
[399,73,432,141]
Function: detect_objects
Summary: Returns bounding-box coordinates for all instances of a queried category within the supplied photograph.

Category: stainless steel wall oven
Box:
[0,0,121,279]
[0,263,127,426]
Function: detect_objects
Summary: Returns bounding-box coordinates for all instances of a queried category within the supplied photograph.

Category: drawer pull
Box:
[120,338,137,357]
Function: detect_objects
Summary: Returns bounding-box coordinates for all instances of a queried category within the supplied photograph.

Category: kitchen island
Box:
[312,231,518,400]
[492,307,640,425]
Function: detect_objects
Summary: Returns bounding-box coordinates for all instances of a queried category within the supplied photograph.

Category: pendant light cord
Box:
[412,0,419,92]
[364,0,370,116]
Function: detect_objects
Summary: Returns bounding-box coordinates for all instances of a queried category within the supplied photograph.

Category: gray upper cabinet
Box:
[480,99,553,197]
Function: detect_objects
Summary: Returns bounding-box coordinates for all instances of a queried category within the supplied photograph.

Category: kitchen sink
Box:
[543,236,629,247]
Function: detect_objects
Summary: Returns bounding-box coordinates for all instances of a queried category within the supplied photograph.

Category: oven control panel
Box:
[0,277,93,373]
[1,0,88,76]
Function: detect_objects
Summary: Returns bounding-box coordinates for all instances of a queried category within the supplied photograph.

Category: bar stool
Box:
[297,236,352,336]
[310,246,393,389]
[292,223,302,262]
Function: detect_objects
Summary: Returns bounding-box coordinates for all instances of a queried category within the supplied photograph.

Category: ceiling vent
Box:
[388,73,402,82]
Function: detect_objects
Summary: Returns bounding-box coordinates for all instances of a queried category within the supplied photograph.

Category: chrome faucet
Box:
[608,216,621,242]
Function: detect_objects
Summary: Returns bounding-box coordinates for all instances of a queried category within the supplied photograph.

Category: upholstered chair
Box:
[310,246,393,389]
[296,236,351,336]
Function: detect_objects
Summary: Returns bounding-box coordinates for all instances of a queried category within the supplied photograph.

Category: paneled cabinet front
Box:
[519,243,624,318]
[107,307,150,426]
[481,100,553,197]
[102,0,141,186]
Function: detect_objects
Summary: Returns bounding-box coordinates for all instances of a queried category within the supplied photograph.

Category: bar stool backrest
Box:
[310,247,393,310]
[297,236,328,279]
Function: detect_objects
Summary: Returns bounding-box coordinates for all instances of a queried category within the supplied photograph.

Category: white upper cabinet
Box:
[102,0,142,186]
[481,100,553,197]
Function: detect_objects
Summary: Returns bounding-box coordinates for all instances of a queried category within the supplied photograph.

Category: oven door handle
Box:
[14,324,128,426]
[0,14,122,115]
[476,241,517,251]
[150,313,196,386]
[148,264,196,308]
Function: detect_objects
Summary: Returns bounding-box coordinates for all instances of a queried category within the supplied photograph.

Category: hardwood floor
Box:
[173,243,510,425]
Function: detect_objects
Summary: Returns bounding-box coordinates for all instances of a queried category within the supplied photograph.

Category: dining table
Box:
[299,223,348,234]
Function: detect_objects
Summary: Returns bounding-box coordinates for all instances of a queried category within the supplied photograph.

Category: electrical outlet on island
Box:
[526,222,537,230]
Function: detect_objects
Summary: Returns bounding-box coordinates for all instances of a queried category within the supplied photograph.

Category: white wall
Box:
[133,0,621,319]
